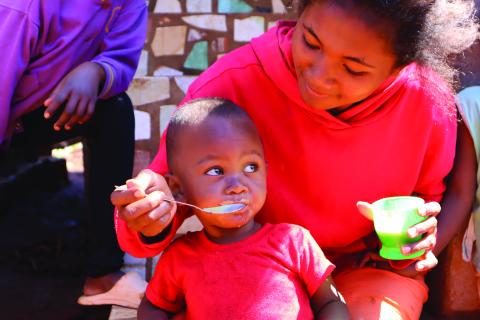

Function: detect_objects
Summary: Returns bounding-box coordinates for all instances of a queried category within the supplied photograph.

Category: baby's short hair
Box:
[165,97,254,168]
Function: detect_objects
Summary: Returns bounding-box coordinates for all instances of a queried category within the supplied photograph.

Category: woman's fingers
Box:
[133,201,176,237]
[415,251,438,271]
[113,170,175,236]
[126,169,162,193]
[417,201,441,217]
[402,232,436,255]
[407,216,437,238]
[64,97,88,129]
[112,170,164,208]
[44,82,69,119]
[79,99,96,124]
[120,191,176,235]
[111,186,144,207]
[53,93,79,130]
[120,191,165,222]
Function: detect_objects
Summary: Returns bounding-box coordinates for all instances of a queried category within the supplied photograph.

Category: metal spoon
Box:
[113,186,244,214]
[164,199,245,214]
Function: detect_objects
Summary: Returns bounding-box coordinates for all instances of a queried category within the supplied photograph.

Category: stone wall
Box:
[127,0,295,175]
[128,0,480,176]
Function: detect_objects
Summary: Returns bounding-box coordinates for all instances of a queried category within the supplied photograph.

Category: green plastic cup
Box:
[371,196,426,260]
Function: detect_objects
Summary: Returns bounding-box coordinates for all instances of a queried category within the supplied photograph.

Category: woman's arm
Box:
[357,120,477,277]
[91,0,147,99]
[389,116,476,273]
[434,120,477,255]
[405,120,476,259]
[310,276,351,320]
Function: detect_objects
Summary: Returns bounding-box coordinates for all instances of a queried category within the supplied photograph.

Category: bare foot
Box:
[83,271,125,296]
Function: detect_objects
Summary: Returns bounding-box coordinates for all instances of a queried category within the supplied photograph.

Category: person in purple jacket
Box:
[0,0,147,306]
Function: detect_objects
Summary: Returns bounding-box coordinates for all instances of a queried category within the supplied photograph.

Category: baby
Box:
[137,98,350,319]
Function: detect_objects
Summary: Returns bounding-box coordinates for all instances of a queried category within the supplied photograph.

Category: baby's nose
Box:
[225,177,248,194]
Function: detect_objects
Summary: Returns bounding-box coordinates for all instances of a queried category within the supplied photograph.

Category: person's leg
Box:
[8,106,86,161]
[12,94,135,296]
[81,93,135,294]
[472,211,480,297]
[334,267,428,320]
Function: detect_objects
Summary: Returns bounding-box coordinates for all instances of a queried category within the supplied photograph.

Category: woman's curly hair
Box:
[294,0,479,88]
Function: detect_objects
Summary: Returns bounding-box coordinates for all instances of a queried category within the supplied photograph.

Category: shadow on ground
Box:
[0,168,111,319]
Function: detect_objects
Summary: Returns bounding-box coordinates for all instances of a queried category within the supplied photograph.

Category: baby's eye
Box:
[205,167,223,176]
[244,164,258,173]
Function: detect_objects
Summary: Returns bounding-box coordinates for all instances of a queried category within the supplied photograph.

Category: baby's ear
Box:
[164,173,185,201]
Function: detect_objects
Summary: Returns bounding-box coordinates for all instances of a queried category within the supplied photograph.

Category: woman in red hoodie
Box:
[112,1,478,318]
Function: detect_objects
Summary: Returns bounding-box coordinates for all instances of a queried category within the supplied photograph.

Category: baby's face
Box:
[170,116,267,230]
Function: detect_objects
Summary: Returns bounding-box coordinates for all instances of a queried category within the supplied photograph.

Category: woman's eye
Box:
[344,64,367,76]
[206,168,223,176]
[302,35,317,50]
[244,164,258,173]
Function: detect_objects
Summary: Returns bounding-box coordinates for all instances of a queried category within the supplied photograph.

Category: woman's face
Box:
[292,1,399,111]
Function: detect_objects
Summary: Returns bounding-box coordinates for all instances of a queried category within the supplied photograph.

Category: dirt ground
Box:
[0,145,112,319]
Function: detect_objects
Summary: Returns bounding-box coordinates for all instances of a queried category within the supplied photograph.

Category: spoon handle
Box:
[163,198,205,212]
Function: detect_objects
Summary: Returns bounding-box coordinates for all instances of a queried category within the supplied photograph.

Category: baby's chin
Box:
[200,209,257,229]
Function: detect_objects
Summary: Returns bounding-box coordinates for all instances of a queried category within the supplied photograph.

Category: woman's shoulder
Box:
[403,64,456,123]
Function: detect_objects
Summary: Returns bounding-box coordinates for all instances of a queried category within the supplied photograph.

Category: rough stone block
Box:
[133,149,151,177]
[426,230,480,318]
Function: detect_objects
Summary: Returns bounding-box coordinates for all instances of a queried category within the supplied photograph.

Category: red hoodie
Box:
[116,21,456,263]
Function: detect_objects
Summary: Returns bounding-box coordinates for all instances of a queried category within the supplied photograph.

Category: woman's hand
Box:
[359,201,441,278]
[44,62,105,131]
[402,201,440,272]
[111,169,177,237]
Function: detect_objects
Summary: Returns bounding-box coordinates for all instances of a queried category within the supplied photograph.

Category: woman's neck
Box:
[327,100,363,116]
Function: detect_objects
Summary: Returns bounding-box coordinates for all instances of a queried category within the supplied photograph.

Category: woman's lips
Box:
[305,81,330,99]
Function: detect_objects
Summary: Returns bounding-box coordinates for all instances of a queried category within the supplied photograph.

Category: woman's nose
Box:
[309,58,336,90]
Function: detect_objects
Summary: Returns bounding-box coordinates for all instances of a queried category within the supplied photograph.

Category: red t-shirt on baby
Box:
[146,223,335,319]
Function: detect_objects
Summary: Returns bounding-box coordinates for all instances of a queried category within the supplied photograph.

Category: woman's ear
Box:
[164,173,185,202]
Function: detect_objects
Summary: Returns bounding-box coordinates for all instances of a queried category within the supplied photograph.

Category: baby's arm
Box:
[137,296,172,320]
[310,276,350,319]
[290,226,350,319]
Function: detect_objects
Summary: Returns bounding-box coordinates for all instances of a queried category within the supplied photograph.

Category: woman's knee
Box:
[334,268,428,320]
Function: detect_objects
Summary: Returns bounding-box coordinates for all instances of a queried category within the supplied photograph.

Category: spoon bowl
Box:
[203,203,246,214]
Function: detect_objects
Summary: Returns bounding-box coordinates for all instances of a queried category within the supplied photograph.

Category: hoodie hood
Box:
[250,21,419,130]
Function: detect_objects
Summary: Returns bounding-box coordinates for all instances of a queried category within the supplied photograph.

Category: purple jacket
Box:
[0,0,147,143]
